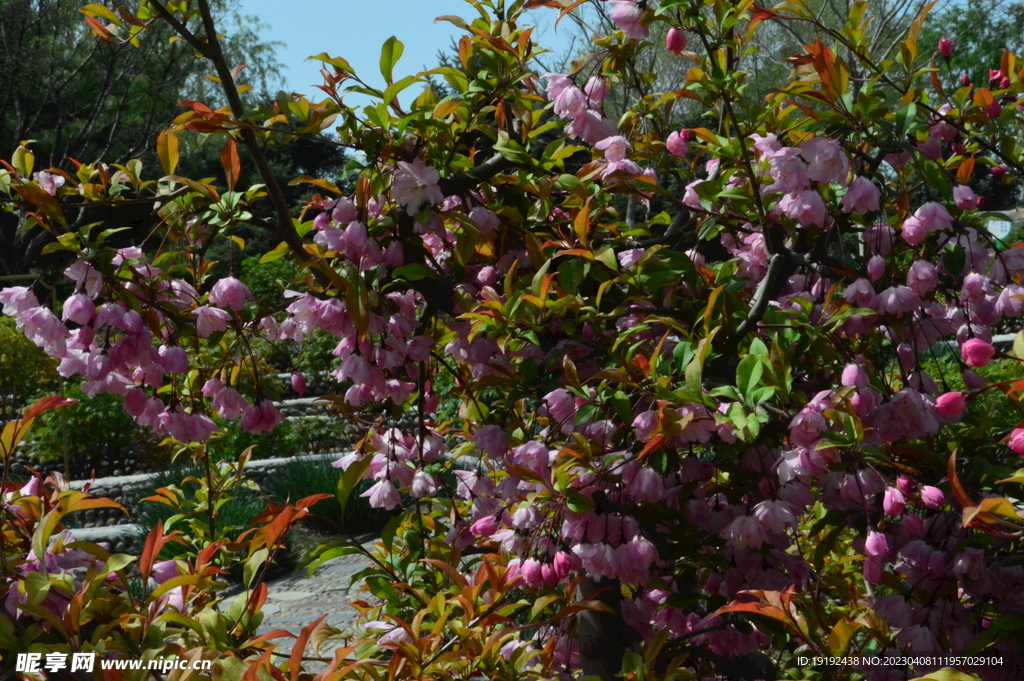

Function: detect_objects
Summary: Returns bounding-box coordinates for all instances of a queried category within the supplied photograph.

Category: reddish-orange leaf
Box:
[221,138,241,191]
[636,435,667,462]
[291,614,328,681]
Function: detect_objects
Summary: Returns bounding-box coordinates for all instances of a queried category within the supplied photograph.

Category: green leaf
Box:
[308,52,355,74]
[244,548,268,588]
[392,264,438,281]
[80,4,120,23]
[259,241,291,264]
[336,456,372,519]
[379,36,404,84]
[565,492,593,514]
[381,514,403,554]
[383,75,422,105]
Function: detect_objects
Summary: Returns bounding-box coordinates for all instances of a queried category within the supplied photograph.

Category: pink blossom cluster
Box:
[0,248,291,442]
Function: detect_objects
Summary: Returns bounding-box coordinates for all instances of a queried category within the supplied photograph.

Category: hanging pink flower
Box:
[960,338,995,367]
[609,0,648,39]
[841,177,880,214]
[240,400,285,434]
[799,136,850,186]
[193,305,231,337]
[209,276,252,311]
[1008,428,1024,454]
[935,392,967,418]
[665,28,687,54]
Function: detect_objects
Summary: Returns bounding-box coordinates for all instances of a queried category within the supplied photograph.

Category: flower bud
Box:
[920,485,946,509]
[865,530,890,560]
[961,338,995,367]
[883,487,906,516]
[1009,428,1024,454]
[666,130,689,157]
[867,255,886,282]
[666,27,687,55]
[990,164,1006,178]
[937,37,953,59]
[960,74,971,86]
[935,391,967,418]
[291,371,307,396]
[584,76,607,104]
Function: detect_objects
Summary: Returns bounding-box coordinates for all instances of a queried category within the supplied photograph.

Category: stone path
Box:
[253,535,377,662]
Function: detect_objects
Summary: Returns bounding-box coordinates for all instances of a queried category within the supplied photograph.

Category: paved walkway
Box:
[253,536,377,663]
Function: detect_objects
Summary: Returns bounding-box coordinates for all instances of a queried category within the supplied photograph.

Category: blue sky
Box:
[239,0,576,104]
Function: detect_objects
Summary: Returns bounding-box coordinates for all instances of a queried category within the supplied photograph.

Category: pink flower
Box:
[62,293,95,325]
[553,551,574,580]
[935,392,967,418]
[902,202,953,245]
[471,515,500,536]
[841,363,868,389]
[906,260,937,294]
[778,189,827,226]
[410,470,439,498]
[158,345,189,374]
[765,148,809,193]
[953,185,978,211]
[866,255,885,282]
[212,386,249,420]
[193,305,231,337]
[392,158,443,215]
[521,558,543,587]
[33,171,65,196]
[0,286,39,315]
[938,37,953,59]
[209,276,252,311]
[752,500,797,533]
[841,177,880,214]
[724,515,766,548]
[331,197,358,224]
[361,479,402,510]
[124,388,148,417]
[864,223,895,255]
[595,136,631,163]
[1008,428,1024,454]
[240,400,285,434]
[865,530,890,560]
[920,485,945,509]
[472,425,508,457]
[799,136,850,186]
[665,27,687,54]
[554,85,587,118]
[883,487,906,516]
[609,0,648,39]
[875,286,920,316]
[618,248,645,269]
[584,76,607,104]
[843,277,876,308]
[469,206,500,237]
[961,338,995,367]
[666,130,689,157]
[291,371,307,396]
[543,73,572,101]
[151,560,179,584]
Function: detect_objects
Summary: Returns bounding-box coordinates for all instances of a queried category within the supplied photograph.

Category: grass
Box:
[261,455,397,536]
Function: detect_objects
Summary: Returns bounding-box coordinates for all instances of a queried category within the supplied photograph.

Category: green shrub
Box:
[206,416,298,462]
[0,315,59,420]
[29,383,138,466]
